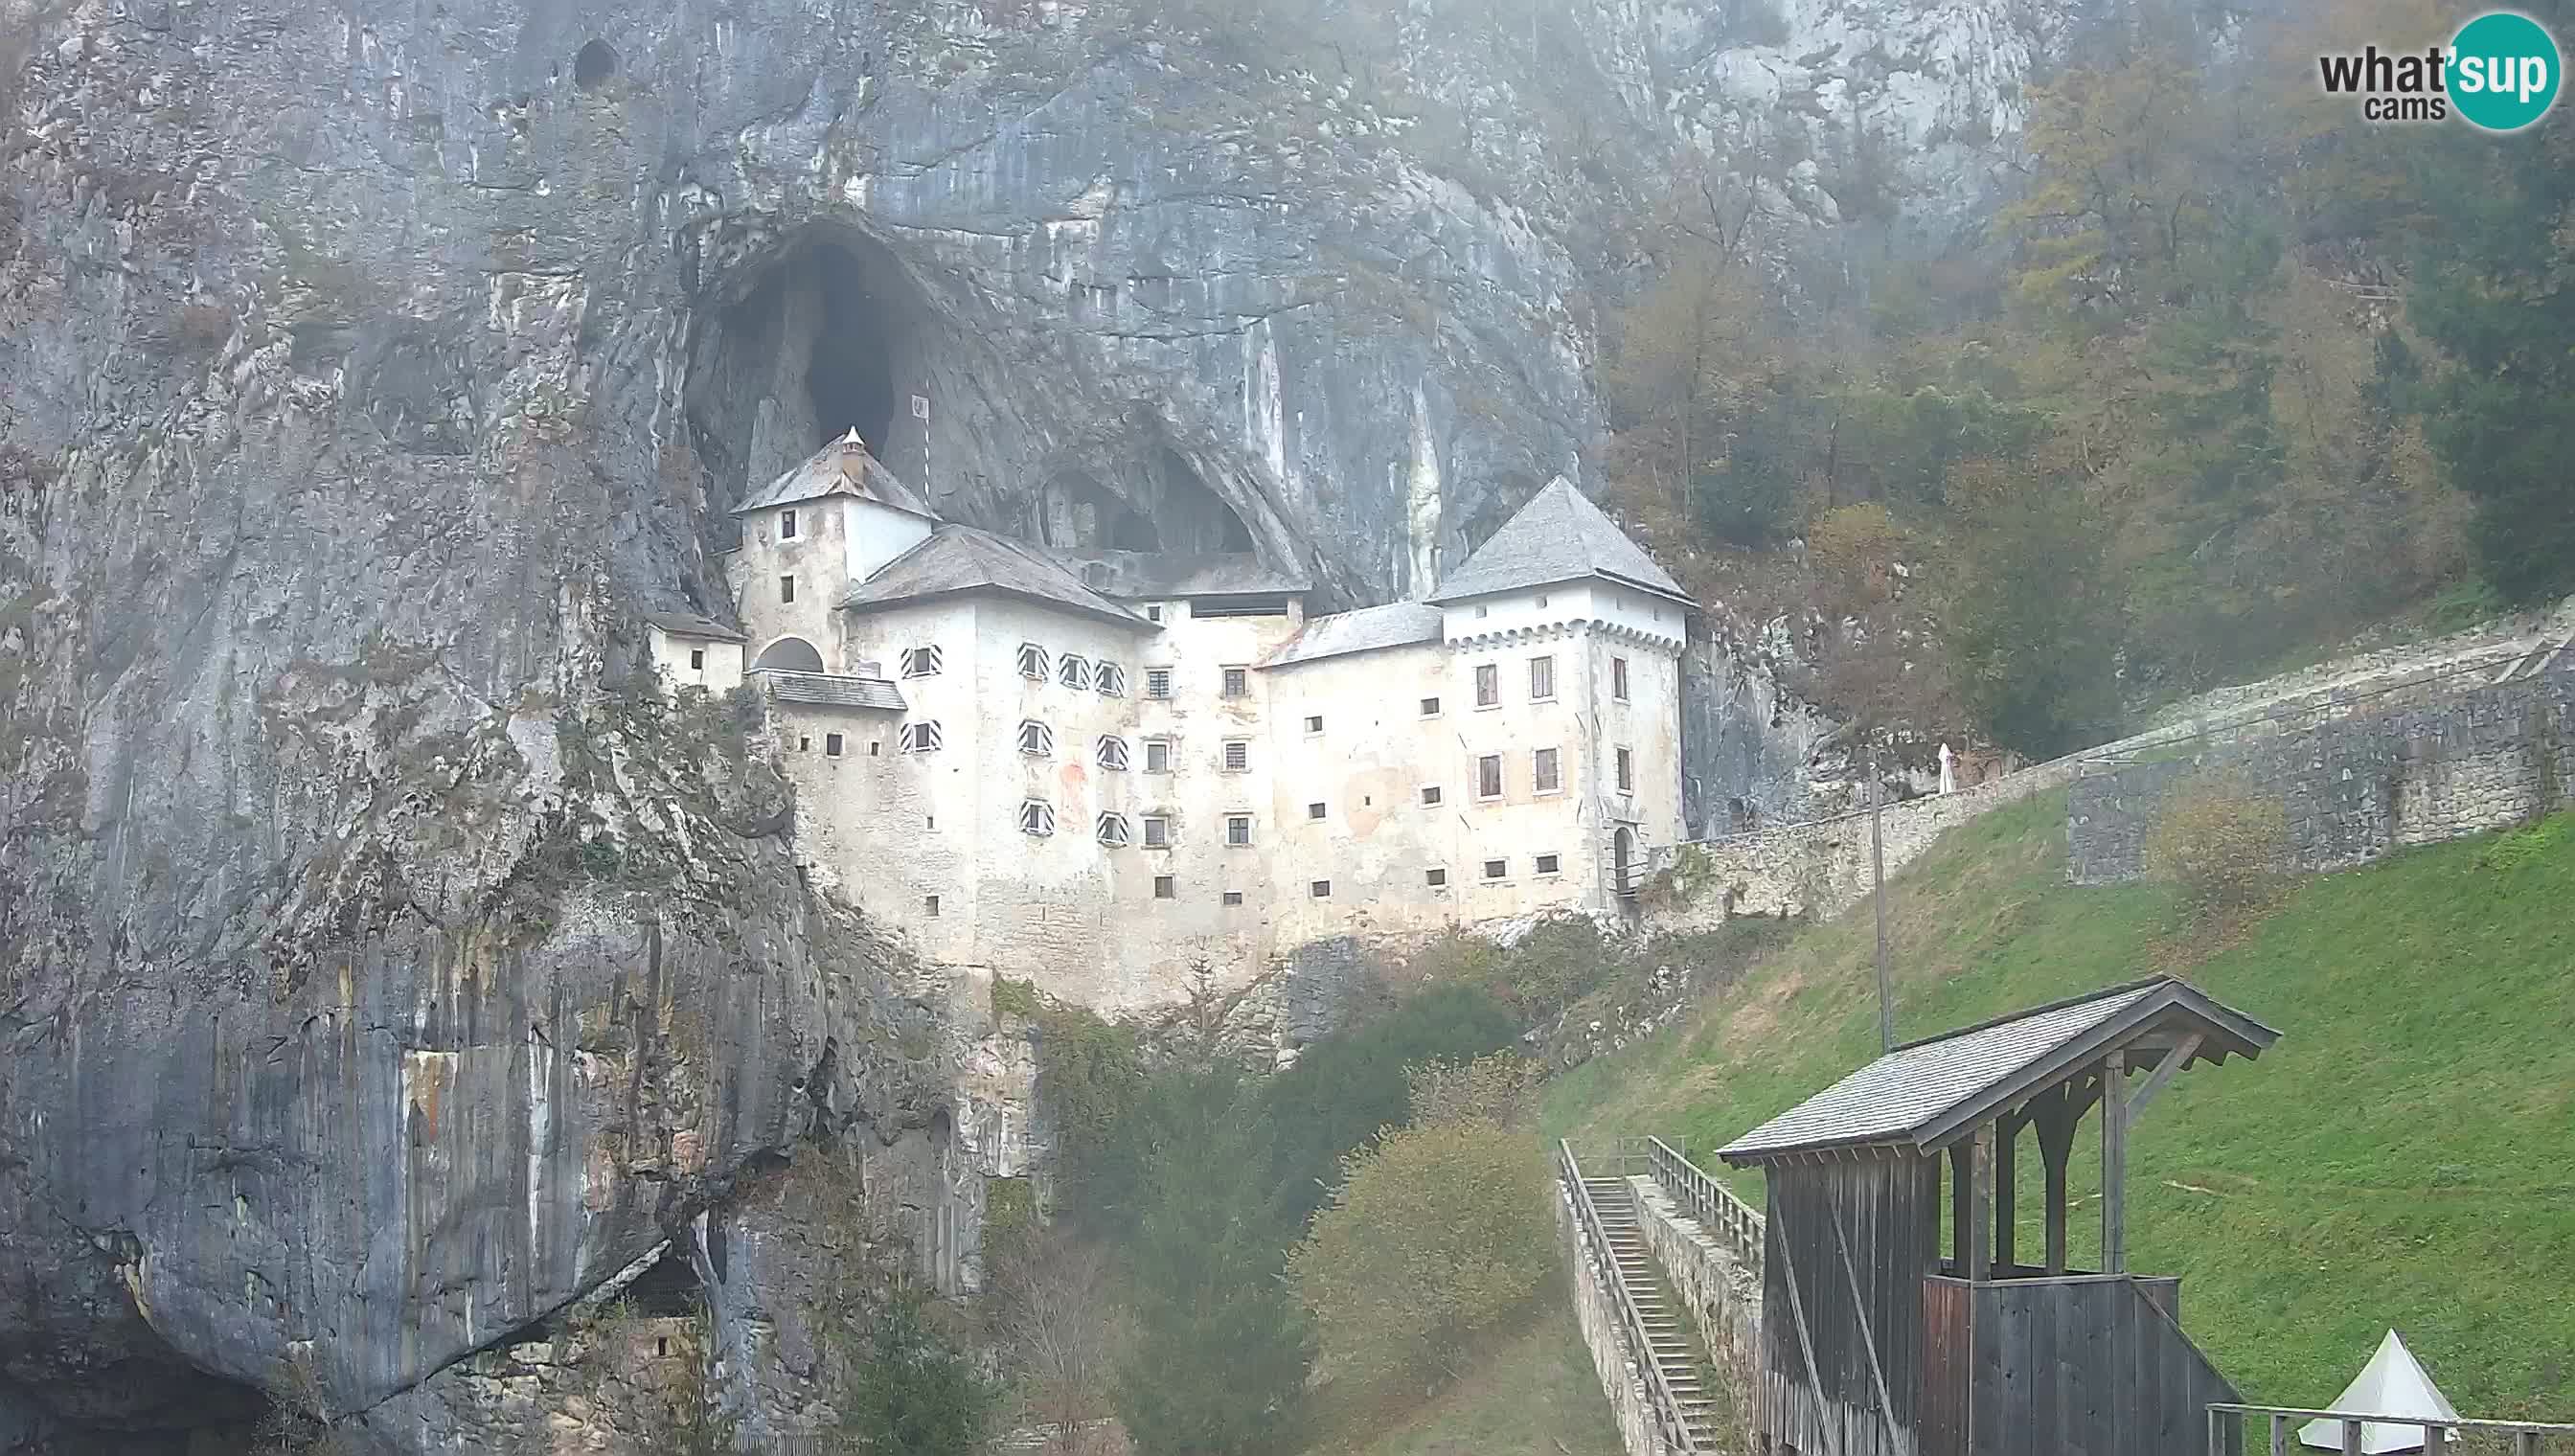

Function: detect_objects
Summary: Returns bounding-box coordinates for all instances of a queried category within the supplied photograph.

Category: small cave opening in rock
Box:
[624,1246,706,1318]
[1037,450,1254,555]
[685,231,935,512]
[573,39,619,90]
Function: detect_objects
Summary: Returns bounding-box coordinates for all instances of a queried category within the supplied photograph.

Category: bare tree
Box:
[988,1231,1121,1455]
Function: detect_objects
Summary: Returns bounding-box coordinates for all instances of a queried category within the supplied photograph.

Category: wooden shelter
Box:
[1717,976,2281,1456]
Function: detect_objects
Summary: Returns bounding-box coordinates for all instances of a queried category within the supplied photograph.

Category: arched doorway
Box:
[1612,827,1636,901]
[752,635,825,673]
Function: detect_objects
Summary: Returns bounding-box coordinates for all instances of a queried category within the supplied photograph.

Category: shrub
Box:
[1032,1004,1145,1230]
[2144,773,2288,923]
[1287,1121,1552,1389]
[837,1286,996,1456]
[1406,1052,1543,1128]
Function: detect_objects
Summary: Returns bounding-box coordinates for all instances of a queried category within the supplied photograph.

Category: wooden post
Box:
[2103,1052,2130,1275]
[2031,1084,2078,1276]
[1949,1139,1974,1277]
[1994,1114,2019,1274]
[1966,1124,1994,1283]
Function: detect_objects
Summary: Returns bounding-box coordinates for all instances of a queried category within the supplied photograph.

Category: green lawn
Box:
[1545,795,2575,1420]
[1308,1297,1623,1456]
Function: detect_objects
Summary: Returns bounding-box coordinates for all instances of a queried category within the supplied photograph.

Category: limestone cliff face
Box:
[0,0,2076,1448]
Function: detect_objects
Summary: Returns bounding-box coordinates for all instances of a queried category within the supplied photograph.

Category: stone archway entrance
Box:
[752,635,825,673]
[1612,827,1635,901]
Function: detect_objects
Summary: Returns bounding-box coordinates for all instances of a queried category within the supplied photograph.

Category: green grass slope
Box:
[1307,1300,1622,1456]
[1545,796,2575,1419]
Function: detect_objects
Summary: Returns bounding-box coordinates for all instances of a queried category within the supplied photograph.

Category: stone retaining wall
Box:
[1557,1180,1678,1456]
[2067,662,2572,883]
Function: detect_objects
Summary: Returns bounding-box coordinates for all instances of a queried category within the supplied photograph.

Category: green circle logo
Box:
[2449,11,2562,131]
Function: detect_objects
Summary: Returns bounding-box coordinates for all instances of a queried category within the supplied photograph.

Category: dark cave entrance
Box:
[685,231,931,512]
[1037,449,1255,555]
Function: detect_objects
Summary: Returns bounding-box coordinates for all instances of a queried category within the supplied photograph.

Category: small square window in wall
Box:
[1420,695,1441,717]
[797,736,811,752]
[1474,663,1499,707]
[1096,662,1127,696]
[1144,739,1173,774]
[781,509,798,540]
[1019,800,1056,836]
[1017,643,1050,680]
[1227,814,1253,847]
[1536,853,1561,876]
[901,646,943,678]
[923,895,940,917]
[690,648,705,671]
[1477,755,1503,799]
[1153,875,1176,899]
[1310,880,1332,899]
[1474,603,1490,619]
[1536,592,1549,608]
[1421,785,1443,807]
[1223,739,1250,772]
[869,741,880,756]
[1222,890,1244,906]
[1529,654,1555,701]
[1616,746,1633,794]
[1424,867,1447,888]
[1147,604,1166,624]
[1221,667,1249,698]
[780,575,796,603]
[1304,715,1324,735]
[1483,858,1508,880]
[1533,746,1561,794]
[1142,815,1171,848]
[1307,802,1326,820]
[1611,656,1629,701]
[1146,668,1173,699]
[1059,654,1092,691]
[825,733,844,757]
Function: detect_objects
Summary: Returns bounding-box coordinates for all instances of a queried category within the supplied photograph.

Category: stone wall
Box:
[2067,662,2572,883]
[1557,1179,1680,1456]
[1628,1176,1762,1411]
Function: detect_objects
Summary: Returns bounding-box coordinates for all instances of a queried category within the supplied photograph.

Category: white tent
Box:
[2298,1331,2461,1453]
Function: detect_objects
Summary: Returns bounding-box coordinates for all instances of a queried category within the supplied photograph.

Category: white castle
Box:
[647,433,1691,1013]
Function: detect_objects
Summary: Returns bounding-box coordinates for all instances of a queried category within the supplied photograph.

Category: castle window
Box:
[1424,867,1447,888]
[798,736,811,752]
[1536,853,1561,876]
[1421,785,1443,807]
[1307,802,1326,821]
[1096,813,1131,848]
[1222,890,1244,906]
[1096,662,1127,696]
[1226,814,1253,847]
[781,509,799,539]
[1420,695,1441,717]
[1020,800,1056,836]
[1017,643,1050,679]
[1483,858,1508,880]
[1477,755,1503,800]
[1616,746,1633,793]
[1143,738,1174,773]
[1221,666,1248,698]
[1474,663,1499,707]
[1059,654,1092,691]
[1097,736,1130,771]
[1142,815,1171,848]
[1147,605,1165,623]
[1153,875,1176,899]
[1475,603,1489,619]
[1529,654,1556,701]
[900,646,943,678]
[900,721,943,753]
[870,741,880,756]
[1534,746,1561,794]
[826,733,845,757]
[1222,739,1249,772]
[1017,720,1055,757]
[780,575,796,603]
[1304,714,1324,735]
[1536,592,1549,608]
[690,649,705,671]
[924,895,940,917]
[1146,668,1173,699]
[1310,880,1332,899]
[1611,656,1629,701]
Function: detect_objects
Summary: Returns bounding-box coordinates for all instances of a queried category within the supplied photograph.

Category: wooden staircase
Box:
[1584,1175,1726,1452]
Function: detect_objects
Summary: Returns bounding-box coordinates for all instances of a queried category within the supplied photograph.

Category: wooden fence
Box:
[2208,1405,2575,1456]
[1646,1136,1764,1269]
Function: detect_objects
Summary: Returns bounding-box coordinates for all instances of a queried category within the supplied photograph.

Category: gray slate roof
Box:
[1717,977,2280,1164]
[840,525,1153,631]
[758,671,906,712]
[643,609,746,643]
[1260,602,1445,670]
[733,431,935,517]
[1056,550,1310,600]
[1428,476,1691,606]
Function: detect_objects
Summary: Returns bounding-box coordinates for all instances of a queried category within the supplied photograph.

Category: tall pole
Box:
[1871,746,1891,1054]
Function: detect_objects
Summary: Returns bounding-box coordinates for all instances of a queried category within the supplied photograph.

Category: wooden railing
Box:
[2208,1405,2575,1456]
[1558,1139,1698,1455]
[1646,1136,1764,1269]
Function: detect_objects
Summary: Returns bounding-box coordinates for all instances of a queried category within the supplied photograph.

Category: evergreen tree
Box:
[837,1285,995,1456]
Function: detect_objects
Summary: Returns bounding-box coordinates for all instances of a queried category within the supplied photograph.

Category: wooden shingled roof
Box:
[1716,976,2279,1165]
